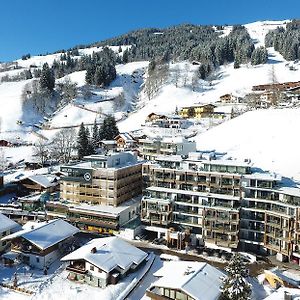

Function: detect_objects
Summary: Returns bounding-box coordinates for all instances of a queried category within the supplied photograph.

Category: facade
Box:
[179,104,216,119]
[146,261,224,300]
[252,81,300,92]
[60,152,143,207]
[61,236,147,288]
[146,113,167,122]
[2,219,79,269]
[141,152,300,261]
[145,114,191,130]
[0,213,20,253]
[99,140,117,152]
[66,198,141,234]
[114,133,137,150]
[140,137,196,161]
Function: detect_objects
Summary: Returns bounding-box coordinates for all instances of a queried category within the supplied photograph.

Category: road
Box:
[126,255,163,300]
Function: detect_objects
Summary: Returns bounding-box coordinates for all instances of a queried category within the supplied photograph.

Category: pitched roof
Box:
[26,174,58,188]
[0,213,20,233]
[115,133,136,143]
[152,261,225,300]
[61,237,147,273]
[2,219,79,250]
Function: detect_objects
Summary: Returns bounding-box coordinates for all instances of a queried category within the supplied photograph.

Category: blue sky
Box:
[0,0,299,62]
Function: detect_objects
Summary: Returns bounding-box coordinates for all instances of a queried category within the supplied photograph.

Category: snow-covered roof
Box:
[152,261,225,300]
[0,213,20,233]
[2,219,79,250]
[244,172,281,181]
[115,133,136,143]
[277,186,300,198]
[263,287,300,300]
[101,140,117,145]
[61,237,147,273]
[14,174,59,188]
[161,136,189,144]
[156,155,183,162]
[69,197,140,217]
[267,268,300,287]
[27,174,58,188]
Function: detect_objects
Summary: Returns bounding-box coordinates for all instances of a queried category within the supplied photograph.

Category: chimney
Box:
[91,247,97,254]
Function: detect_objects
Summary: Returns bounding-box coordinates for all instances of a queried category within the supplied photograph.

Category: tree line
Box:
[265,19,300,61]
[77,115,119,159]
[34,115,119,165]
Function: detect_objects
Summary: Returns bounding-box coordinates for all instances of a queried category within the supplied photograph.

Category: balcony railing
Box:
[66,264,88,275]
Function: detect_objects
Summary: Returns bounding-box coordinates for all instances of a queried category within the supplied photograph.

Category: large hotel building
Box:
[60,152,142,207]
[141,152,300,262]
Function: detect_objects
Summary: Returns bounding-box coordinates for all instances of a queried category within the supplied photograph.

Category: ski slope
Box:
[194,108,300,181]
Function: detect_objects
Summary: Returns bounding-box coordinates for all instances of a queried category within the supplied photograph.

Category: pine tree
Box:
[85,126,94,155]
[99,115,119,140]
[91,119,100,151]
[233,59,240,69]
[122,49,129,63]
[40,63,55,91]
[77,123,89,159]
[220,254,251,300]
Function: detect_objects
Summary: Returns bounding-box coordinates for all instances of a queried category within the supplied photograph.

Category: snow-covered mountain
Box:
[0,20,300,180]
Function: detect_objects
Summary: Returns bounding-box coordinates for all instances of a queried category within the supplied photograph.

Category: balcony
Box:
[66,263,88,275]
[265,242,280,252]
[266,220,282,229]
[205,238,238,248]
[11,243,41,255]
[146,287,169,300]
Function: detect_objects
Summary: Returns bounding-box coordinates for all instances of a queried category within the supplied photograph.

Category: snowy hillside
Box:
[194,108,300,181]
[0,20,299,180]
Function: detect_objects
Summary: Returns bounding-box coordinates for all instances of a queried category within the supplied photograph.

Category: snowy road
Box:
[126,256,163,300]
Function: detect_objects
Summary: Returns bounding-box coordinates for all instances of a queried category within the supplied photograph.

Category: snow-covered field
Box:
[194,108,300,181]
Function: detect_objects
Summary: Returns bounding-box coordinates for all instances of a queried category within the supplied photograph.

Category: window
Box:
[90,265,94,271]
[176,291,187,300]
[36,257,40,263]
[164,288,170,297]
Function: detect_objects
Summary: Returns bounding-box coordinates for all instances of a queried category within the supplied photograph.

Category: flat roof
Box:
[69,197,141,217]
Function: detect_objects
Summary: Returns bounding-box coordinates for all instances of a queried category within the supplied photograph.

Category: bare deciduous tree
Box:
[51,128,76,163]
[34,138,49,167]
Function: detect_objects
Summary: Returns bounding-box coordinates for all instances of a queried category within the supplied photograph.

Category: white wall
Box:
[118,203,140,226]
[85,261,108,280]
[24,249,61,269]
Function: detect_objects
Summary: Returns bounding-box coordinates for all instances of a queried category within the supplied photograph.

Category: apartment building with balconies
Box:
[141,151,300,262]
[139,136,196,161]
[141,152,248,249]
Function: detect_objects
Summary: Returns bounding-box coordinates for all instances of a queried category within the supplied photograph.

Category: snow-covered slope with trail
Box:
[0,20,299,179]
[194,108,300,181]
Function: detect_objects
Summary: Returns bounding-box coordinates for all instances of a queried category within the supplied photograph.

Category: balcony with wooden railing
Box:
[66,261,88,275]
